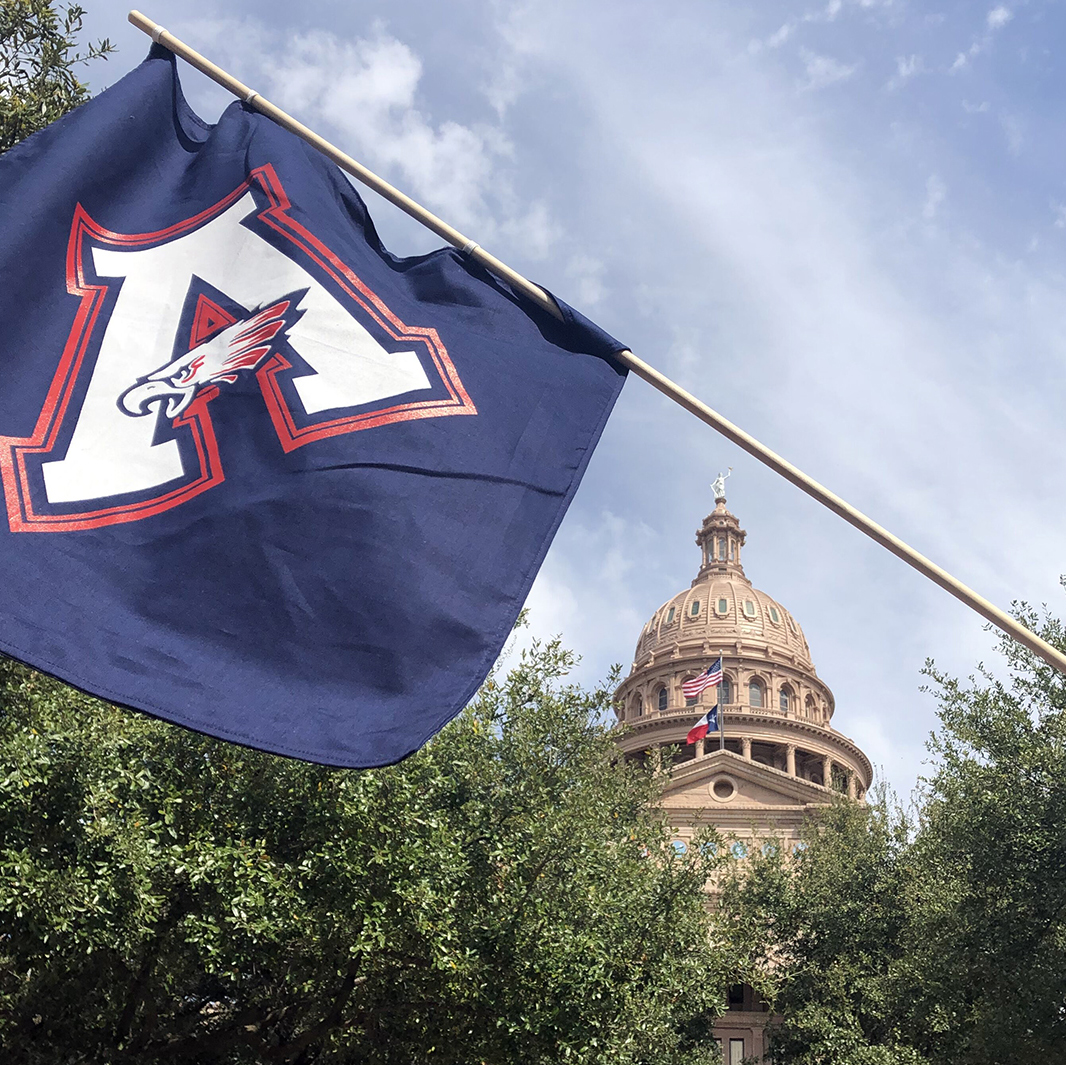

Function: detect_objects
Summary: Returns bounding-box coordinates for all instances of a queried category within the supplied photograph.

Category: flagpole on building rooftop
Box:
[128,10,1066,680]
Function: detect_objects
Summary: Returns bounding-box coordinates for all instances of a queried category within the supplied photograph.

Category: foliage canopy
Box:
[0,0,112,154]
[0,642,729,1064]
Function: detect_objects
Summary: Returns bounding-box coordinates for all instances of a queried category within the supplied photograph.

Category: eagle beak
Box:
[119,379,195,419]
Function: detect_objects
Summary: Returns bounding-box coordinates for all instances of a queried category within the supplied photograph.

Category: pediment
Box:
[661,749,831,810]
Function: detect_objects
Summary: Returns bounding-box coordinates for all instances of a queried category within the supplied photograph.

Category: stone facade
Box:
[613,496,873,1062]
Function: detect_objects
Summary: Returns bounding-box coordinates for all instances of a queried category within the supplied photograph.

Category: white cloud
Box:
[987,6,1013,30]
[952,6,1014,72]
[923,174,947,219]
[804,0,848,24]
[1052,203,1066,229]
[768,24,794,48]
[181,16,555,256]
[799,49,859,90]
[565,253,607,308]
[498,200,561,262]
[751,0,886,61]
[521,509,657,681]
[485,62,524,121]
[1001,113,1024,155]
[267,31,502,231]
[896,55,920,80]
[888,54,922,89]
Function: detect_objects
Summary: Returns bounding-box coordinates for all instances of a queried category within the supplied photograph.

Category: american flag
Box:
[681,658,723,698]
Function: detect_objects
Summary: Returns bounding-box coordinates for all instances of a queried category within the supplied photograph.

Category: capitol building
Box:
[613,483,873,1062]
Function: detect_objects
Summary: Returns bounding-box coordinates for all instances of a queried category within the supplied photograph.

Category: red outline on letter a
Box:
[0,165,476,533]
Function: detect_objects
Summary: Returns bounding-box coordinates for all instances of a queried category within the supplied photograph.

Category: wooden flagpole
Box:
[128,10,1066,679]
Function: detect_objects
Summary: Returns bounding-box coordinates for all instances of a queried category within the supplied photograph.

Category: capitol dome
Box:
[632,500,815,674]
[614,493,870,802]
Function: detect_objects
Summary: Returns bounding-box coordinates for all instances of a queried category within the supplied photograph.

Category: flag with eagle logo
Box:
[0,46,627,767]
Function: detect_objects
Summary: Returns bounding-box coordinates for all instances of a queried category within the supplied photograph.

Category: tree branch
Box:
[264,960,366,1063]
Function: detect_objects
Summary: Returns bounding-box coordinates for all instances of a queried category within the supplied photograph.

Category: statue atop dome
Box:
[710,467,732,502]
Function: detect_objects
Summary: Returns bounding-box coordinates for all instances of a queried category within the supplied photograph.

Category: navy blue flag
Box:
[0,48,626,767]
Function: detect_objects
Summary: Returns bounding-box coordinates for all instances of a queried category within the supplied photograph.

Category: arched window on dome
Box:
[729,539,735,561]
[718,538,726,561]
[666,606,676,624]
[804,693,816,721]
[779,686,792,713]
[657,686,668,712]
[749,678,764,708]
[632,694,643,719]
[720,677,732,705]
[690,600,700,616]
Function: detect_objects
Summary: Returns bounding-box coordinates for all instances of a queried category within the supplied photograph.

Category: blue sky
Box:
[81,0,1066,800]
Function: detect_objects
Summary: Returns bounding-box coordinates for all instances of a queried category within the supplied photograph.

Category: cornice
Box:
[668,805,829,821]
[626,643,820,679]
[616,711,870,769]
[724,712,873,776]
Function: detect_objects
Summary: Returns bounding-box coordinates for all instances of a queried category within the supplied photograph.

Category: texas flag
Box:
[686,704,719,745]
[0,46,627,767]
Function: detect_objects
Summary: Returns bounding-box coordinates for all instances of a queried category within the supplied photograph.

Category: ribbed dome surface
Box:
[632,499,814,670]
[634,579,813,667]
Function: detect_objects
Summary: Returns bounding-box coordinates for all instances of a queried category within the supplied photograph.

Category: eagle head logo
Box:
[119,296,300,420]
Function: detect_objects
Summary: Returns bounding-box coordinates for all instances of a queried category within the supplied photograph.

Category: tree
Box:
[717,604,1066,1065]
[1,0,113,155]
[900,606,1066,1063]
[0,638,731,1063]
[715,794,927,1065]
